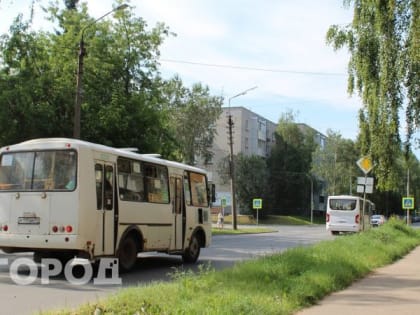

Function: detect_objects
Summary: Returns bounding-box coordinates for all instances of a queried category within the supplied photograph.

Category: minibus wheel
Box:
[117,236,138,271]
[182,233,200,263]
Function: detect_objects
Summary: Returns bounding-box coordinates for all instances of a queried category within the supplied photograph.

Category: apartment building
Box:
[198,106,277,213]
[197,106,329,214]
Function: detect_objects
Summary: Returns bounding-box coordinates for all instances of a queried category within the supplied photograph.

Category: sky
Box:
[0,0,365,141]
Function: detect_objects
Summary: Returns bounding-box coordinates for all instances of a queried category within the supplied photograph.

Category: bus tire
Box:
[182,233,200,264]
[117,236,138,272]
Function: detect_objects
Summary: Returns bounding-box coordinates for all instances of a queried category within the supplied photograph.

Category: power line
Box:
[159,58,346,77]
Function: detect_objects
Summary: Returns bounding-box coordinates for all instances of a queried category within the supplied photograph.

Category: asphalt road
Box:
[0,225,333,314]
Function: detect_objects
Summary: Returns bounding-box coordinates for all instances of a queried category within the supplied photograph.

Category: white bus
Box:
[326,195,374,235]
[0,138,213,271]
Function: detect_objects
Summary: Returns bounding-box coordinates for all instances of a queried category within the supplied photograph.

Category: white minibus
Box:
[326,195,374,235]
[0,138,213,271]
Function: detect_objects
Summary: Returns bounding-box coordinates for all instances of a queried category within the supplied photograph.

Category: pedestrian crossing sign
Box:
[253,198,262,210]
[402,197,414,210]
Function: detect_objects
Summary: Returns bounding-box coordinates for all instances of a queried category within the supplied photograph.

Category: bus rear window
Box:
[329,199,357,211]
[0,150,77,191]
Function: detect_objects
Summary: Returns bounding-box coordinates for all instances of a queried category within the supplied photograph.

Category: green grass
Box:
[40,218,420,315]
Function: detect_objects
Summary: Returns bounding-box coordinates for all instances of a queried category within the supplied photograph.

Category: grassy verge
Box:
[41,219,420,315]
[213,215,325,226]
[259,215,316,225]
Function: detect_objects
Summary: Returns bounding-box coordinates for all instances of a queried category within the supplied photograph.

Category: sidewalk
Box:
[296,246,420,315]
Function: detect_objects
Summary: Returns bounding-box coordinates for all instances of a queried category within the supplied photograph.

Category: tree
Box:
[234,154,268,214]
[267,111,317,215]
[311,129,359,196]
[0,1,222,161]
[326,0,419,190]
[0,2,172,151]
[0,16,59,144]
[160,76,223,165]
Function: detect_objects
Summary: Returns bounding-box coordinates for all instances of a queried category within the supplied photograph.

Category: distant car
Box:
[412,216,420,223]
[371,214,386,227]
[404,215,420,223]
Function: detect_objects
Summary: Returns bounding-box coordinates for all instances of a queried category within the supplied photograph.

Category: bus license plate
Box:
[18,217,40,225]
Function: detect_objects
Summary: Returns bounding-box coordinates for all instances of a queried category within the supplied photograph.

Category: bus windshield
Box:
[0,150,77,191]
[329,198,357,211]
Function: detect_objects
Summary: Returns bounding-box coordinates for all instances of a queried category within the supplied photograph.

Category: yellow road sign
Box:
[357,156,373,174]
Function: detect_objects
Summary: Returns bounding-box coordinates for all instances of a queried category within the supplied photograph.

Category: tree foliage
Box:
[160,76,223,164]
[312,129,359,196]
[234,154,268,214]
[0,16,57,143]
[326,0,419,190]
[267,111,317,214]
[0,1,222,162]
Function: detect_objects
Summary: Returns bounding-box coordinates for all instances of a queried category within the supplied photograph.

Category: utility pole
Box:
[227,86,257,230]
[73,4,129,139]
[407,167,410,225]
[227,113,237,230]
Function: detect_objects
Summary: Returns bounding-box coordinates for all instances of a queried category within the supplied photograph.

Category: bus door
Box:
[170,176,184,249]
[95,162,115,255]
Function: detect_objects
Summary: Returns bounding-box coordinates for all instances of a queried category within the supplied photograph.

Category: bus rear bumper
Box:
[0,234,88,253]
[326,224,359,233]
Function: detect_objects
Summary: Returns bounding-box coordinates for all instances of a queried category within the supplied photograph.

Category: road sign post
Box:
[356,156,373,230]
[402,197,415,225]
[253,198,262,225]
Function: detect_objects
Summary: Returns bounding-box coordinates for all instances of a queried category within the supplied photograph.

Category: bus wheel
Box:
[117,236,138,272]
[182,233,200,264]
[331,231,339,235]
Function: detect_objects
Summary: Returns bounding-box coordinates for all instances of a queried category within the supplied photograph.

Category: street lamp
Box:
[227,86,257,230]
[73,4,129,139]
[228,86,258,110]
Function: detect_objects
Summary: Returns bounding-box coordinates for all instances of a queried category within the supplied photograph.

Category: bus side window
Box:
[104,165,113,210]
[144,163,169,203]
[183,173,191,206]
[189,172,208,207]
[95,164,103,210]
[95,164,113,210]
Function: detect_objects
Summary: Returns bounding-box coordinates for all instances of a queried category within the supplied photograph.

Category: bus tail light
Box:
[51,225,73,233]
[355,214,360,224]
[2,225,8,232]
[326,213,330,222]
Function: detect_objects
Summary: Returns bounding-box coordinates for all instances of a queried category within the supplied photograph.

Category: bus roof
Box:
[327,195,361,200]
[1,138,207,175]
